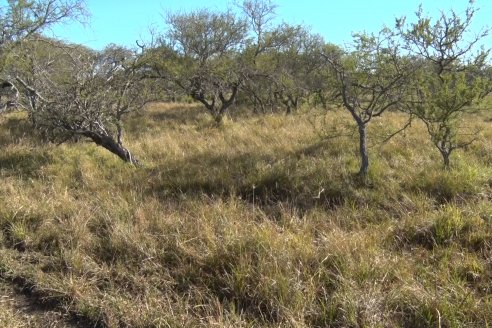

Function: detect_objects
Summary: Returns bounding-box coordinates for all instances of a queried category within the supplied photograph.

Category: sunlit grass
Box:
[1,103,491,327]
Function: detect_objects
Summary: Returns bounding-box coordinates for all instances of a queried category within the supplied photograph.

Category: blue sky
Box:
[49,0,492,50]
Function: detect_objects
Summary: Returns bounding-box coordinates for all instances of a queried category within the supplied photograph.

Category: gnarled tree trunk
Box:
[82,131,140,166]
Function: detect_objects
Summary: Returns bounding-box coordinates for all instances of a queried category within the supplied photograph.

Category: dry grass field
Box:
[1,102,492,327]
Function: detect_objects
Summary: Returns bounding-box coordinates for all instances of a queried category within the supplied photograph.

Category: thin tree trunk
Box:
[285,104,292,115]
[293,96,299,111]
[214,113,224,124]
[440,149,451,170]
[358,123,369,176]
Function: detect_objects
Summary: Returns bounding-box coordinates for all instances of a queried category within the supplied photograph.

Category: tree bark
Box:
[439,149,451,170]
[82,131,140,166]
[285,104,292,115]
[358,123,369,176]
[214,113,224,124]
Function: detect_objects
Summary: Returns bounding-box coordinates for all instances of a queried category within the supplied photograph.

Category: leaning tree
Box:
[14,43,160,165]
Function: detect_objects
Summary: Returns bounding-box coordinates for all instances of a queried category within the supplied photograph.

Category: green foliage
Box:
[0,0,87,73]
[143,9,248,123]
[399,2,492,168]
[433,206,466,244]
[411,161,491,200]
[323,27,410,176]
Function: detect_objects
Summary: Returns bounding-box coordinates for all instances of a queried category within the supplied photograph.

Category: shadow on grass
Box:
[0,150,52,179]
[406,165,490,204]
[147,104,204,124]
[144,147,355,212]
[0,115,44,147]
[126,103,273,135]
[124,104,204,134]
[0,273,104,328]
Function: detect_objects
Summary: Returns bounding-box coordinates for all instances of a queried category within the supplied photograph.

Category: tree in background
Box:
[238,0,330,114]
[4,36,72,124]
[147,9,248,124]
[269,24,326,114]
[240,18,328,113]
[398,3,491,168]
[237,0,278,113]
[0,0,86,51]
[0,0,87,92]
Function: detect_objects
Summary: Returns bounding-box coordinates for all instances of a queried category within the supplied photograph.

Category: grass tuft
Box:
[0,103,491,327]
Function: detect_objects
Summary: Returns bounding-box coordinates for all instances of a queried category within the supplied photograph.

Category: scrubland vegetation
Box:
[1,103,492,327]
[1,0,492,327]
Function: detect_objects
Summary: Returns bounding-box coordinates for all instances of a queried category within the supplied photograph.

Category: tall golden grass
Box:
[1,102,491,327]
